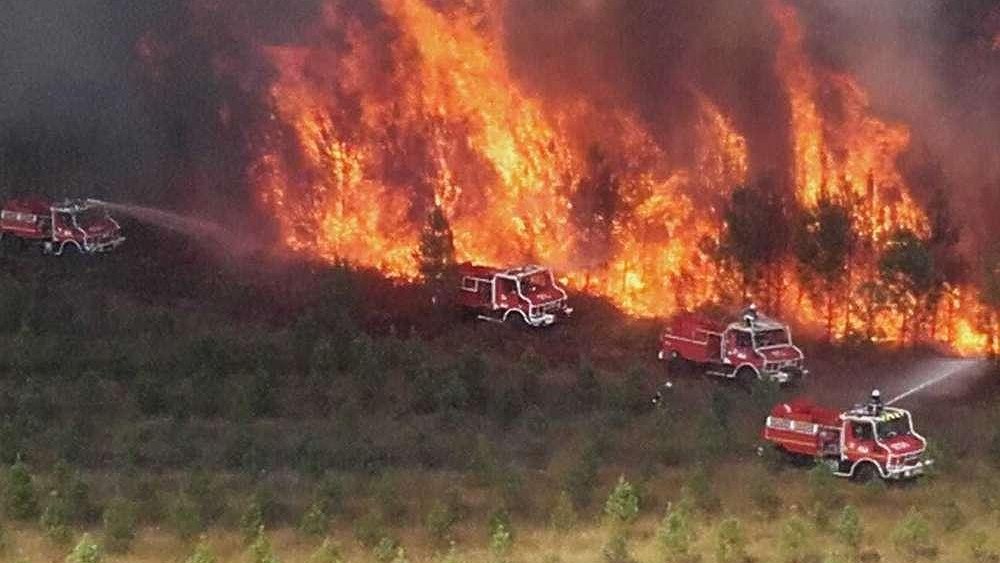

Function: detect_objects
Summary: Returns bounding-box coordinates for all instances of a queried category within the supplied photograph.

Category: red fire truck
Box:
[457,263,572,327]
[762,391,933,481]
[0,197,125,255]
[658,306,806,384]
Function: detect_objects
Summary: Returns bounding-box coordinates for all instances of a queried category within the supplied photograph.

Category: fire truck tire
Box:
[505,311,529,329]
[58,242,81,256]
[736,366,757,386]
[852,462,878,483]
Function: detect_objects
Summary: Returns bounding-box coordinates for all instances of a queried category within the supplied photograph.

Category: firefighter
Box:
[741,303,759,326]
[867,389,883,415]
[651,380,674,408]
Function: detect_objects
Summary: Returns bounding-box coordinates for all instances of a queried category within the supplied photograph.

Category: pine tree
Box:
[719,176,791,307]
[793,199,854,339]
[417,204,457,303]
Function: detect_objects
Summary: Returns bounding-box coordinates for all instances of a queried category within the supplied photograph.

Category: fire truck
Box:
[658,306,806,384]
[457,263,572,327]
[762,391,933,481]
[0,197,125,255]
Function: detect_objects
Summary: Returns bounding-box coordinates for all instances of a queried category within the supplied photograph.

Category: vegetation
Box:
[0,240,993,562]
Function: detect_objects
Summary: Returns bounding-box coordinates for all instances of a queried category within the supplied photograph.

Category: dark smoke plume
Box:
[2,0,997,251]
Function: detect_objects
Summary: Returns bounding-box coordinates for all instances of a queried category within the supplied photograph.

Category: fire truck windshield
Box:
[75,207,108,229]
[755,328,790,347]
[520,271,552,292]
[876,416,912,439]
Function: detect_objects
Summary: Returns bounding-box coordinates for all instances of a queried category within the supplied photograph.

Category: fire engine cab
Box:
[0,197,124,255]
[457,263,572,327]
[658,305,806,384]
[762,391,933,481]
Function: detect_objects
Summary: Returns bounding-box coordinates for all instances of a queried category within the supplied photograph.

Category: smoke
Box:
[789,0,1000,252]
[502,0,792,182]
[2,0,998,253]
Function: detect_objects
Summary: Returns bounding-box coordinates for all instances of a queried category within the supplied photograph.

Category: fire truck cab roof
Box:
[459,263,549,279]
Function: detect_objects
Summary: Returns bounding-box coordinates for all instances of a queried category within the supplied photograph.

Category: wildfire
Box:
[250,0,993,355]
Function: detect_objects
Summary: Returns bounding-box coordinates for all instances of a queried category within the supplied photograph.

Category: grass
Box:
[0,461,996,562]
[0,247,996,561]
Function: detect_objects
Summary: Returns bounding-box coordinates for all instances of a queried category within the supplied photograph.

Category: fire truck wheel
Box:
[852,462,878,483]
[505,312,529,329]
[736,366,757,387]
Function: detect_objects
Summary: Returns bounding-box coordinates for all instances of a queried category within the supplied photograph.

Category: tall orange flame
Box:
[252,0,993,356]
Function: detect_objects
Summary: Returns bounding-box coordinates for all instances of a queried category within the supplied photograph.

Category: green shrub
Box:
[66,533,103,563]
[425,499,458,545]
[41,492,73,546]
[601,532,636,563]
[371,473,406,521]
[562,440,601,509]
[5,461,38,520]
[315,474,346,515]
[604,475,640,526]
[806,465,842,526]
[490,520,514,562]
[373,537,400,563]
[779,515,817,563]
[353,509,387,548]
[439,543,467,563]
[309,538,345,563]
[185,538,217,563]
[168,494,204,541]
[300,500,330,537]
[549,490,578,531]
[891,508,936,559]
[686,466,721,514]
[101,497,138,554]
[51,461,92,523]
[471,434,500,486]
[714,518,746,563]
[247,526,279,563]
[657,502,695,563]
[240,501,265,544]
[695,413,729,460]
[185,470,224,526]
[833,505,862,551]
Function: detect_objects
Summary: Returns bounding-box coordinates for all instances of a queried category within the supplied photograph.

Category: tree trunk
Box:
[825,280,834,342]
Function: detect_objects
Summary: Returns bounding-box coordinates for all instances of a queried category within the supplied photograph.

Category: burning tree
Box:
[982,244,1000,359]
[793,198,854,339]
[417,204,457,304]
[878,230,936,345]
[718,177,791,309]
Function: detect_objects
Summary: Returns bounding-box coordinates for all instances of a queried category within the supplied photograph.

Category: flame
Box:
[249,0,994,356]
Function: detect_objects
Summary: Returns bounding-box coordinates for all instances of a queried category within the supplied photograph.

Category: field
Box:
[0,223,998,563]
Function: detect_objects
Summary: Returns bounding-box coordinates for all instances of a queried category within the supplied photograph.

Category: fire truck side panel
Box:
[661,314,724,363]
[763,420,822,455]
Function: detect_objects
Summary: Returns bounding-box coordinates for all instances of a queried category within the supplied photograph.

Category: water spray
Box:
[885,358,989,405]
[87,199,260,257]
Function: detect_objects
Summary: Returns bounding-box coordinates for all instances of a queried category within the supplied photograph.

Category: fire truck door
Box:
[707,333,722,361]
[845,421,876,456]
[495,278,517,306]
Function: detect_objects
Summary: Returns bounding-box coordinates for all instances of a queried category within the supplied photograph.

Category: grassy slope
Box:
[0,224,997,561]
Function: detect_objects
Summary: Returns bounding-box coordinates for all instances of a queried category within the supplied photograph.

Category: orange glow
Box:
[251,0,994,356]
